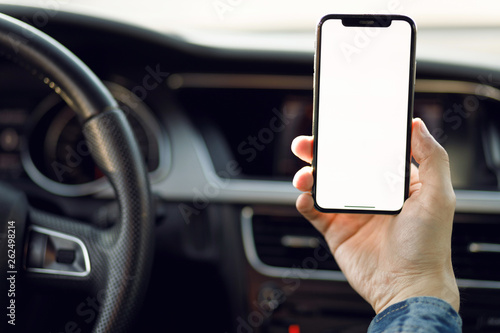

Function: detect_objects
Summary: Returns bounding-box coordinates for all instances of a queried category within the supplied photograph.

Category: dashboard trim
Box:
[25,225,91,277]
[169,74,500,103]
[416,79,500,101]
[167,76,500,213]
[96,76,500,213]
[241,206,347,282]
[189,118,500,213]
[168,73,313,90]
[241,206,500,289]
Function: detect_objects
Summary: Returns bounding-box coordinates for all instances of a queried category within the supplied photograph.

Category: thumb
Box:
[411,118,455,205]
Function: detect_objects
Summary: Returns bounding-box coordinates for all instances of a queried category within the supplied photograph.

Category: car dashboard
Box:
[1,5,500,332]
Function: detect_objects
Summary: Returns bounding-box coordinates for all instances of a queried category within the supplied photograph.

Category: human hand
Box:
[291,118,460,314]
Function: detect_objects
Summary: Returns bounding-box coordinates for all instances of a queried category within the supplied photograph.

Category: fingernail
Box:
[291,137,299,154]
[419,119,431,137]
[292,172,299,188]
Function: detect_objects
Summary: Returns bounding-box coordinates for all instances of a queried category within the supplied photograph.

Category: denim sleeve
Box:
[368,296,462,333]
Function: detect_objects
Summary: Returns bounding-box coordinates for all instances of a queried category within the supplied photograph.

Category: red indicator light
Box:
[289,324,300,333]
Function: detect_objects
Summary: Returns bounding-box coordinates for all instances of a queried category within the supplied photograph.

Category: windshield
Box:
[2,0,500,33]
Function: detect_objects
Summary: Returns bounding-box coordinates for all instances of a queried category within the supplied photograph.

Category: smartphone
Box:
[312,14,416,214]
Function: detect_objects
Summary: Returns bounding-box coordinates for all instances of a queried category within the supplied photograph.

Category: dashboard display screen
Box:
[178,81,498,192]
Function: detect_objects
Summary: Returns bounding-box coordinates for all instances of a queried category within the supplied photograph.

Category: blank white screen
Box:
[315,19,411,212]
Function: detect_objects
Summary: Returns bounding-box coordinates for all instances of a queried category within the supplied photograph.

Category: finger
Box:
[410,163,419,184]
[291,135,314,164]
[296,193,375,254]
[411,118,455,208]
[296,192,331,234]
[292,166,314,192]
[409,163,421,196]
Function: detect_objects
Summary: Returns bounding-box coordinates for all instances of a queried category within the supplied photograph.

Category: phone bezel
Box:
[312,14,417,214]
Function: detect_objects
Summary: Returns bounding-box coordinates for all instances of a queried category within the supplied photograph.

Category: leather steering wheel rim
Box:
[0,13,154,333]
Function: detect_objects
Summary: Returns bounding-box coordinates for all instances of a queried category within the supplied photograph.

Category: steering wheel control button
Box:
[26,231,48,268]
[56,249,76,264]
[25,226,90,277]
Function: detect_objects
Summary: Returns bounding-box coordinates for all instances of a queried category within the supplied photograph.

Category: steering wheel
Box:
[0,13,154,333]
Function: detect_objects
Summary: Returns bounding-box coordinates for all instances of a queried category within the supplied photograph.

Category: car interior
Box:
[1,2,500,332]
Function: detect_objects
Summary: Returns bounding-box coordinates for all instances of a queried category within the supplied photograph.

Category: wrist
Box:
[374,271,460,314]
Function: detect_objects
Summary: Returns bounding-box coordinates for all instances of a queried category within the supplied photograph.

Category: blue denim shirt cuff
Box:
[368,296,462,333]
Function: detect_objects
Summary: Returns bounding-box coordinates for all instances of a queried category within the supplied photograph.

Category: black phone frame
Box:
[312,14,417,215]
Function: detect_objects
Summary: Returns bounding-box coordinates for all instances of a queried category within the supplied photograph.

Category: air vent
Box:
[249,209,339,271]
[243,208,500,288]
[452,220,500,282]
